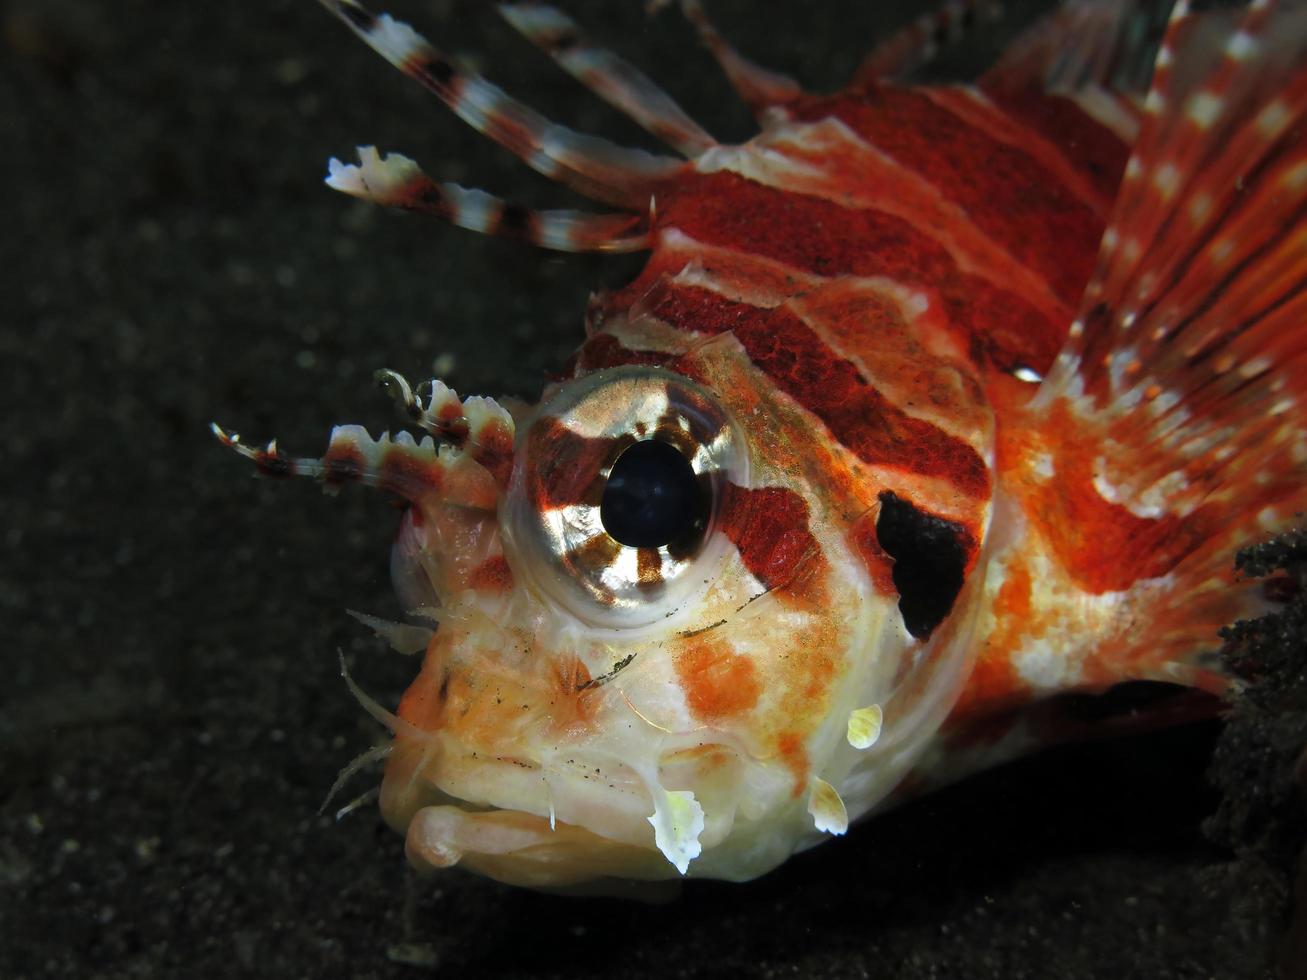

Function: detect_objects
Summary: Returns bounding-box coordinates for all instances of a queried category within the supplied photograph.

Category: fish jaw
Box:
[401,806,675,889]
[372,499,958,887]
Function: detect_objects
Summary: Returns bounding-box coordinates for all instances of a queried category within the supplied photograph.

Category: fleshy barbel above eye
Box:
[503,367,748,630]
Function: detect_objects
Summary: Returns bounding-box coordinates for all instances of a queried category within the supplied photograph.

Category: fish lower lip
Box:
[403,804,667,888]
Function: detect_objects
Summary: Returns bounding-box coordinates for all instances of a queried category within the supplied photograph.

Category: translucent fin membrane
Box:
[326,147,649,252]
[676,0,802,115]
[497,2,717,158]
[851,0,1003,86]
[980,0,1173,95]
[316,0,682,209]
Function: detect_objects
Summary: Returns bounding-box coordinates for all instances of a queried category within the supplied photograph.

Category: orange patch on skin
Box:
[775,732,809,797]
[675,639,763,723]
[1000,400,1213,594]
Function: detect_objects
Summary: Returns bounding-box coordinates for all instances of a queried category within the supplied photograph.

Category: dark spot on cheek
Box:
[875,491,969,639]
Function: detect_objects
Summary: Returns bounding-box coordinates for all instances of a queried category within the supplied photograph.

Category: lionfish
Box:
[215,0,1307,890]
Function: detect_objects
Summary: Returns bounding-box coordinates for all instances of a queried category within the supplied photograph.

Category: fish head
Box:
[374,330,990,889]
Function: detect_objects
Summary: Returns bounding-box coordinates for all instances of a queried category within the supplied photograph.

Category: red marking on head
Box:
[674,639,762,723]
[467,555,513,593]
[524,417,625,510]
[570,333,677,374]
[792,87,1106,307]
[718,483,826,604]
[648,285,991,497]
[774,731,809,798]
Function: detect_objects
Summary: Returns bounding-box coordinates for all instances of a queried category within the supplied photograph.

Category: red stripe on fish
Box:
[639,283,992,499]
[790,86,1108,306]
[624,172,1067,378]
[718,483,825,604]
[928,86,1128,214]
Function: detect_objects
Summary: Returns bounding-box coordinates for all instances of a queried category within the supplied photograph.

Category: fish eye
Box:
[600,439,708,550]
[504,367,747,629]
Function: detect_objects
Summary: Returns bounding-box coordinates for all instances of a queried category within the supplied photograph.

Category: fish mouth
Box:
[400,803,675,889]
[379,740,686,888]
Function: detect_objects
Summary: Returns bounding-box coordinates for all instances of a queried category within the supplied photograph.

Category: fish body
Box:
[217,0,1307,890]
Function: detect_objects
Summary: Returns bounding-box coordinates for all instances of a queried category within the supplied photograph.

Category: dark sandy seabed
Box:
[3,1,1305,977]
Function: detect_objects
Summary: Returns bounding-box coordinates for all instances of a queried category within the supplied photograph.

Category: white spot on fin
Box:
[647,789,705,874]
[847,704,884,750]
[807,777,848,836]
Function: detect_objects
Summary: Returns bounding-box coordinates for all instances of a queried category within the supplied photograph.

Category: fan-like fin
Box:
[981,0,1175,96]
[1004,0,1307,683]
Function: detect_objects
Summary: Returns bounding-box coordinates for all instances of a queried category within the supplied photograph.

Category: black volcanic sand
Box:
[4,1,1304,977]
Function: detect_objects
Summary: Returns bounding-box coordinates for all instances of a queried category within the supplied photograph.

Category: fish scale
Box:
[216,0,1307,891]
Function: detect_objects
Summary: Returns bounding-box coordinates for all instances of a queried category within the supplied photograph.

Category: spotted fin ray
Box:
[1000,0,1307,692]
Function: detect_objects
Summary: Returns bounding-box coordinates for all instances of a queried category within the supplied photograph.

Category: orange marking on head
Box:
[674,639,762,723]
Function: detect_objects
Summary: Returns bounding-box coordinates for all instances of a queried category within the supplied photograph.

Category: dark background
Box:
[3,1,1303,977]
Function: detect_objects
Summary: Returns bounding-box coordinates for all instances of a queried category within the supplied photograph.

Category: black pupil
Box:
[600,440,707,549]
